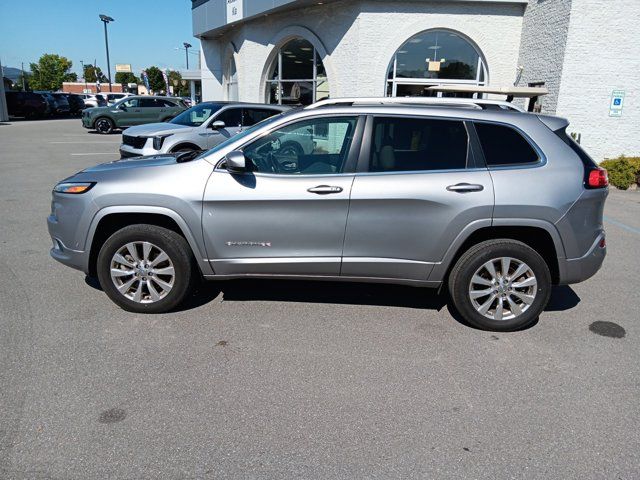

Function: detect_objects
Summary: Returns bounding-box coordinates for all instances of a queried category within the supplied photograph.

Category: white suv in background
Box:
[119,102,291,157]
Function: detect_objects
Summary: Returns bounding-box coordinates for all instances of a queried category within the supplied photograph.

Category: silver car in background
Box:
[119,102,290,157]
[48,100,609,331]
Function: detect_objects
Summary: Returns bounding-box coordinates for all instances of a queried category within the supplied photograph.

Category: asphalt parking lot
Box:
[1,118,639,479]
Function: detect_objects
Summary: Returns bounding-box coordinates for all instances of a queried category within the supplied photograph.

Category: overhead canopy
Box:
[428,85,549,98]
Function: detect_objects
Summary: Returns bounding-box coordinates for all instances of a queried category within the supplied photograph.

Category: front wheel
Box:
[448,239,552,331]
[94,117,115,134]
[96,225,197,313]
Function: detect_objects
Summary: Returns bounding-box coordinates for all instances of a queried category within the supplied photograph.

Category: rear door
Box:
[342,115,495,282]
[138,98,163,124]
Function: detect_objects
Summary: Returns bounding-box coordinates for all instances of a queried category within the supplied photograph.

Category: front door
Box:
[202,115,362,276]
[342,115,494,281]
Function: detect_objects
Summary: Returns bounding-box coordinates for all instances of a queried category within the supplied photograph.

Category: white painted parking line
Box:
[70,153,119,156]
[51,141,120,144]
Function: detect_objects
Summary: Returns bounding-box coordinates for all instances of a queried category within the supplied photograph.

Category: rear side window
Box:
[475,123,539,166]
[369,117,468,172]
[243,108,279,127]
[216,108,242,127]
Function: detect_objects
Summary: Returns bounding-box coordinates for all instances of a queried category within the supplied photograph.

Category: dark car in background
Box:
[35,91,70,116]
[58,93,86,115]
[5,91,50,119]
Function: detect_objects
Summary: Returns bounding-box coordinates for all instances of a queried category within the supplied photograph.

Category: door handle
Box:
[307,185,343,195]
[446,183,484,193]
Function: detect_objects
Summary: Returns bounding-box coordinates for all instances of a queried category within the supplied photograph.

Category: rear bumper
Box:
[557,230,606,285]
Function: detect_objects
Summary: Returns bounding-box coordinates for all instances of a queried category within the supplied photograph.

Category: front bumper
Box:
[81,115,93,128]
[48,214,89,273]
[557,231,606,285]
[119,141,159,158]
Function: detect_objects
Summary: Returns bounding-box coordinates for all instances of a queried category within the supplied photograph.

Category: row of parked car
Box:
[5,91,137,119]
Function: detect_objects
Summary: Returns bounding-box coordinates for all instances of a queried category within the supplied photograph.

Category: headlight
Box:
[53,182,95,194]
[152,134,173,150]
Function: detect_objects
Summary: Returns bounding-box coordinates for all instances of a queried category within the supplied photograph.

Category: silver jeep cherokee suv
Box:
[48,100,608,331]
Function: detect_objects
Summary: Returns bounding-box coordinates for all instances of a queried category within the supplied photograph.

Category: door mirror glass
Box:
[225,150,247,173]
[211,120,226,130]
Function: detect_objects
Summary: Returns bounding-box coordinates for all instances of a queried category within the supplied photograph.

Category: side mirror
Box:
[225,150,247,173]
[211,120,226,130]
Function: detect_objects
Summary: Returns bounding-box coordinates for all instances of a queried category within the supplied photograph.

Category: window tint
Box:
[216,108,242,127]
[139,98,158,108]
[158,99,177,108]
[122,98,140,108]
[370,117,468,172]
[475,123,539,166]
[242,116,358,175]
[243,108,279,127]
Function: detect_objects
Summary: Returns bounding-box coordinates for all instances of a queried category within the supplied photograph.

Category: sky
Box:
[0,0,197,77]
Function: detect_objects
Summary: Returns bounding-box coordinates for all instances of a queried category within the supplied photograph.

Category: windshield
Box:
[197,112,288,161]
[171,103,223,127]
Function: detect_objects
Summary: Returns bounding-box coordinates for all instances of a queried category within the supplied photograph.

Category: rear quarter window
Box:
[475,123,539,167]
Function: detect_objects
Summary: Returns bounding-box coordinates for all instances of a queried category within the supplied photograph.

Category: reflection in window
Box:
[266,39,329,106]
[243,117,358,175]
[387,30,487,98]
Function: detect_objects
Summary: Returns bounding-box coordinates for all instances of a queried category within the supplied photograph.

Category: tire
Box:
[96,225,197,313]
[447,239,552,331]
[94,117,115,134]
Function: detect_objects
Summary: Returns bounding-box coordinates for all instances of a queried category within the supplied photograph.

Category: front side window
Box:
[242,116,358,175]
[475,123,539,166]
[121,98,140,108]
[172,103,222,127]
[369,117,468,172]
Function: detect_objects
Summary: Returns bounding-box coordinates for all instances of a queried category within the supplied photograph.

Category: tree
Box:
[64,72,78,82]
[145,66,166,94]
[168,70,189,96]
[115,71,139,86]
[83,65,107,83]
[29,54,74,91]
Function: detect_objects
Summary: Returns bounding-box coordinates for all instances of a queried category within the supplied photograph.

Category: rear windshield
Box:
[554,127,598,168]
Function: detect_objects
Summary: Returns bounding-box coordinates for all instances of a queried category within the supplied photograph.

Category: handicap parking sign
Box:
[609,90,625,117]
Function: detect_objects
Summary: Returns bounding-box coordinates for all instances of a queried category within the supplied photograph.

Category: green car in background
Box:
[81,96,188,134]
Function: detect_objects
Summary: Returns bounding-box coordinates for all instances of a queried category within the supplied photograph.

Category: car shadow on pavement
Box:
[85,276,581,324]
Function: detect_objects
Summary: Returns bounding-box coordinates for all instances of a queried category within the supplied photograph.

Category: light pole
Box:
[183,42,192,70]
[99,14,114,92]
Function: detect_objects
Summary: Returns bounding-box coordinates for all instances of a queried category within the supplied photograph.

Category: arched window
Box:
[225,55,238,101]
[266,39,329,106]
[386,29,487,97]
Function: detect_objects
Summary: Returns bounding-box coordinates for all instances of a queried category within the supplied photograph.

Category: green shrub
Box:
[600,156,638,189]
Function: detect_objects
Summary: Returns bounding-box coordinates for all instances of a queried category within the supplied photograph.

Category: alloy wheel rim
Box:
[110,242,175,303]
[96,119,111,132]
[468,257,537,321]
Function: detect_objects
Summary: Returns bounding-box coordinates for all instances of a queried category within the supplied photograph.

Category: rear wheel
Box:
[96,225,197,313]
[94,117,115,134]
[448,239,552,331]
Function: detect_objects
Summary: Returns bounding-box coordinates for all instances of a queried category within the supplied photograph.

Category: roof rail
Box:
[306,97,525,112]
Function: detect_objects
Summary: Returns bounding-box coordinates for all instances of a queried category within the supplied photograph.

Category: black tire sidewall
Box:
[450,241,552,331]
[96,225,195,313]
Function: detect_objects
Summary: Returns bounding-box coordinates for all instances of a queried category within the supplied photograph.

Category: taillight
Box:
[586,168,608,189]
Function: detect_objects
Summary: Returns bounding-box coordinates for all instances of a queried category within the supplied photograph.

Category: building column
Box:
[0,59,8,122]
[190,80,196,104]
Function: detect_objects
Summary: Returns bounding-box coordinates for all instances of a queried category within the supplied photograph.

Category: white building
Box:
[192,0,639,161]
